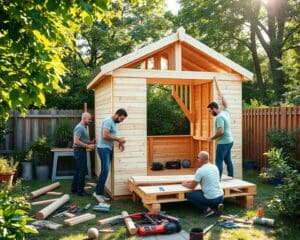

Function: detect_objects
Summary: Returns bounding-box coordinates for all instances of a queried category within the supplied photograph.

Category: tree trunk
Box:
[268,50,286,102]
[250,22,267,100]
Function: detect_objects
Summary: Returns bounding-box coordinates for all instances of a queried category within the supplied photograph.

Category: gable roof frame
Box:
[87,27,253,89]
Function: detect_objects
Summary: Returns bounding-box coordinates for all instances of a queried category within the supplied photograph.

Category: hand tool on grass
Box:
[52,204,78,218]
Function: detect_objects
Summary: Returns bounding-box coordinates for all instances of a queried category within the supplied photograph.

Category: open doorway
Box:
[146,80,214,175]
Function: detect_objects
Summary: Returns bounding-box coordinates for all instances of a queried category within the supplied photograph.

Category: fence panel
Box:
[1,109,94,152]
[243,107,300,168]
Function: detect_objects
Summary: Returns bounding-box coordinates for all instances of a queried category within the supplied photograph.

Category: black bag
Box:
[165,160,181,169]
[151,162,163,171]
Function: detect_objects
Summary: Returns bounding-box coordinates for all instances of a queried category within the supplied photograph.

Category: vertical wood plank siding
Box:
[242,107,300,168]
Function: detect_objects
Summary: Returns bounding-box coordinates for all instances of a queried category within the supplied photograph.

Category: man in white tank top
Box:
[182,151,224,217]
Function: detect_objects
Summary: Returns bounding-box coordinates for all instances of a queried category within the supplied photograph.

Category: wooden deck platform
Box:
[128,175,256,212]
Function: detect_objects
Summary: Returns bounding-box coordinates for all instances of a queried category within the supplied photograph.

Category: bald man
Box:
[182,151,224,217]
[71,112,96,196]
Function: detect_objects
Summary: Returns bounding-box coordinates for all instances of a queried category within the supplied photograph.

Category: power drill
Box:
[137,213,182,236]
[138,221,180,236]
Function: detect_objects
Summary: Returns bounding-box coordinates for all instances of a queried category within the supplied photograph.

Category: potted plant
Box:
[30,136,51,180]
[21,150,33,180]
[0,157,19,187]
[54,118,73,148]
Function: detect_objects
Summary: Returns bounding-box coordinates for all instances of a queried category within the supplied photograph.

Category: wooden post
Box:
[175,42,182,71]
[64,213,96,226]
[122,211,137,235]
[31,198,59,206]
[29,182,60,199]
[36,194,70,220]
[98,215,123,226]
[148,137,153,171]
[13,110,17,151]
[84,102,90,140]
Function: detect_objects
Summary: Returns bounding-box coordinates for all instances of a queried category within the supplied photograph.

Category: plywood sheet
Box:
[130,174,232,185]
[139,179,255,195]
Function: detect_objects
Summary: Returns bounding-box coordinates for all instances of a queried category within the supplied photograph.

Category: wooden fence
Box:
[243,107,300,168]
[1,109,94,152]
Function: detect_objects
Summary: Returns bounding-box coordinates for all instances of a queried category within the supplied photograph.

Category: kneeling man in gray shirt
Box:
[182,151,224,217]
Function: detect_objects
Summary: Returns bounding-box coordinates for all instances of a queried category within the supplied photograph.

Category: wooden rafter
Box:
[172,85,194,123]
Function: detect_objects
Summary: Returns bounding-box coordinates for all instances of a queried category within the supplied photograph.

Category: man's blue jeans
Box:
[71,147,87,193]
[96,148,112,195]
[216,142,234,177]
[186,191,224,213]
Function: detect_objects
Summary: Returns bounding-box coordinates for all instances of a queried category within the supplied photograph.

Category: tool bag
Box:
[151,162,163,171]
[165,160,181,169]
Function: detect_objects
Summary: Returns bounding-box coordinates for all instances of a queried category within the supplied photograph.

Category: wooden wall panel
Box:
[112,77,147,196]
[192,83,214,164]
[147,136,193,165]
[94,76,113,194]
[213,80,242,179]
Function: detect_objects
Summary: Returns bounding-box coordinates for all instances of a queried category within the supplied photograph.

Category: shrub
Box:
[0,182,38,239]
[266,129,299,170]
[0,157,19,174]
[30,136,51,166]
[266,148,300,219]
[0,117,10,145]
[54,118,73,147]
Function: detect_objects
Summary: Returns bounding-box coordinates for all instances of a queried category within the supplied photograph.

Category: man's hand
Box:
[89,139,96,144]
[119,144,125,152]
[207,137,213,142]
[182,181,188,187]
[87,144,96,150]
[118,137,126,145]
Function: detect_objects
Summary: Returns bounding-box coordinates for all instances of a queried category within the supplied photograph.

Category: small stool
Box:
[51,148,92,181]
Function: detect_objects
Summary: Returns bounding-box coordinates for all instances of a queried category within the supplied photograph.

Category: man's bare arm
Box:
[215,79,229,109]
[74,136,95,149]
[182,180,198,189]
[102,128,126,144]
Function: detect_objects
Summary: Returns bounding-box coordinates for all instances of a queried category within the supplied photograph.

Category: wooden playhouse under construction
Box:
[87,27,253,198]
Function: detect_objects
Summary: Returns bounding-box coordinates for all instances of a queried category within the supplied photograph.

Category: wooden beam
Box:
[172,90,193,122]
[31,198,59,206]
[183,45,225,72]
[182,58,208,71]
[175,42,182,71]
[113,68,242,81]
[181,33,253,80]
[147,78,197,85]
[101,33,178,74]
[168,44,175,70]
[36,194,70,220]
[29,182,60,199]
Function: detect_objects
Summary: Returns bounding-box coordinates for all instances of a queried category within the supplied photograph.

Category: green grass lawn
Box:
[24,170,300,240]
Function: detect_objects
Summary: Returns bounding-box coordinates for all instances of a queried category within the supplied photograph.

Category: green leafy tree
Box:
[0,0,112,119]
[147,85,190,135]
[176,0,300,104]
[46,0,173,109]
[77,0,173,67]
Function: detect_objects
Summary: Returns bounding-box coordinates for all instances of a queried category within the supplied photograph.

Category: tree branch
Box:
[282,45,300,52]
[282,24,300,47]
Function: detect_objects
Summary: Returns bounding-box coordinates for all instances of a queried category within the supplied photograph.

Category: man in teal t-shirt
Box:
[93,109,128,203]
[207,81,234,177]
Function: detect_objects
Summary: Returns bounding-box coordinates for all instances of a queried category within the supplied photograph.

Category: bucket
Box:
[189,227,203,240]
